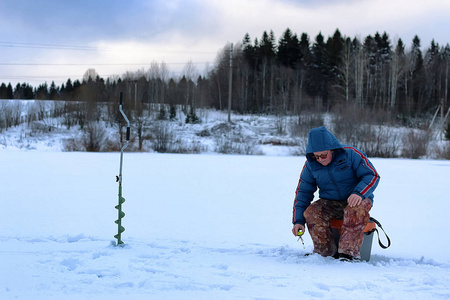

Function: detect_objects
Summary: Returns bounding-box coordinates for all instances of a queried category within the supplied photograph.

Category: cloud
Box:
[207,0,450,47]
[0,0,219,43]
[1,0,449,86]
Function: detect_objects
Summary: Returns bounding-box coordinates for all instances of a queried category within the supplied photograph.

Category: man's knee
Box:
[344,199,372,213]
[304,205,313,221]
[304,201,320,222]
[343,199,372,224]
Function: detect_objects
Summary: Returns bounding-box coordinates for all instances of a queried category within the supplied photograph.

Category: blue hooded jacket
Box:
[292,126,380,225]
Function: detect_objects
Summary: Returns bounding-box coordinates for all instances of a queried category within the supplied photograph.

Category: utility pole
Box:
[228,43,233,123]
[443,61,449,140]
[128,80,138,110]
[441,98,444,140]
[135,82,137,109]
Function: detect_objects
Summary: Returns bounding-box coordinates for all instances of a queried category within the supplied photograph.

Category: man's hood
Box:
[305,126,343,155]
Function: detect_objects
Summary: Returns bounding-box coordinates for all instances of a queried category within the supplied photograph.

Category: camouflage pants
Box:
[304,198,372,257]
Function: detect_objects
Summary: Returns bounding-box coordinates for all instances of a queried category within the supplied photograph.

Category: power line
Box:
[0,41,97,51]
[0,60,212,82]
[1,75,84,79]
[0,41,217,85]
[0,65,210,83]
[0,62,210,66]
[0,41,217,55]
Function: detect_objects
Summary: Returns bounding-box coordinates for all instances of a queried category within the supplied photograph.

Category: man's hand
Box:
[347,194,363,207]
[292,224,305,236]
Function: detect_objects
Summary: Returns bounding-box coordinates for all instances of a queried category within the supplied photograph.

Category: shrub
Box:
[152,122,174,153]
[168,138,204,154]
[169,105,177,120]
[63,138,85,152]
[401,129,430,159]
[82,122,106,152]
[289,114,325,138]
[215,135,260,155]
[102,137,124,152]
[360,126,400,158]
[158,107,167,120]
[430,143,450,159]
[185,107,201,124]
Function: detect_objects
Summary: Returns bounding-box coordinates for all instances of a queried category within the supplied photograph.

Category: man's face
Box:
[313,150,332,166]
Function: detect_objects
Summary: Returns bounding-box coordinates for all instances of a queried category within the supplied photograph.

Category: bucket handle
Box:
[369,217,391,249]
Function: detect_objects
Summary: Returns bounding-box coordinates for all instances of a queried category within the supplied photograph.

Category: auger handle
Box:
[119,92,131,142]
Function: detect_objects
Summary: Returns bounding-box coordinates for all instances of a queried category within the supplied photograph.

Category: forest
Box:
[1,28,450,158]
[1,28,449,116]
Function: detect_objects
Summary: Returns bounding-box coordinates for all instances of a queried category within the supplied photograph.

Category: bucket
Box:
[330,219,376,261]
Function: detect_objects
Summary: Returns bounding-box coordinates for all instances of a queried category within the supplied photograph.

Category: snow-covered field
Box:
[1,148,450,299]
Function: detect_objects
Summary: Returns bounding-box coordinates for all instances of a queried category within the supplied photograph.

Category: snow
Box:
[1,148,450,299]
[1,103,450,299]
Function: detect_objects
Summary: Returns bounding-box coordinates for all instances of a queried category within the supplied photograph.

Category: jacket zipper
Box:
[327,166,343,200]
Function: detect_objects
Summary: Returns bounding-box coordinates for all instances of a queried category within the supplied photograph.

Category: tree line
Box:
[1,28,449,121]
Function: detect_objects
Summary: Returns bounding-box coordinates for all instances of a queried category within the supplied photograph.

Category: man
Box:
[292,126,380,260]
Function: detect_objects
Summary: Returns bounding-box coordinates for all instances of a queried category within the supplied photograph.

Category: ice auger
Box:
[115,92,130,245]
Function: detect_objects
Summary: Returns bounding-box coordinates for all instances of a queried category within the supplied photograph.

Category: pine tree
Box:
[242,33,255,65]
[410,35,425,114]
[6,83,13,99]
[66,78,73,93]
[307,32,328,104]
[326,29,345,101]
[277,28,300,69]
[298,33,311,72]
[49,81,58,100]
[0,83,7,99]
[374,32,392,109]
[259,30,277,111]
[259,30,277,59]
[35,82,49,99]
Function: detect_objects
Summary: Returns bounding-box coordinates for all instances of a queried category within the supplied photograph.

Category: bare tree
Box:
[340,38,352,103]
[389,39,406,109]
[353,38,365,106]
[83,68,99,82]
[182,60,198,112]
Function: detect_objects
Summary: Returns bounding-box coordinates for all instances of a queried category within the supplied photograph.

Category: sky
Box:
[1,0,449,88]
